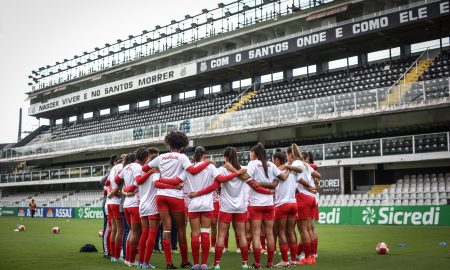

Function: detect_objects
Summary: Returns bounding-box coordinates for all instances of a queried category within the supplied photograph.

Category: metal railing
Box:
[1,131,449,184]
[384,47,430,105]
[0,165,108,184]
[2,77,450,160]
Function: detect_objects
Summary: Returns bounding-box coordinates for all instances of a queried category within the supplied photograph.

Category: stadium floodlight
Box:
[185,15,191,19]
[95,47,100,51]
[83,52,88,55]
[117,39,122,43]
[142,30,148,34]
[218,3,225,8]
[155,25,161,29]
[202,8,208,14]
[171,20,177,24]
[128,35,134,39]
[105,43,110,47]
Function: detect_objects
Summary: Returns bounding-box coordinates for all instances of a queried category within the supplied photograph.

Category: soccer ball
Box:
[376,242,389,255]
[98,229,104,237]
[17,224,25,231]
[52,226,60,233]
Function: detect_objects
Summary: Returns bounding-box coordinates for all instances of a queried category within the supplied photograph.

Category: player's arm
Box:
[189,181,220,198]
[246,180,275,195]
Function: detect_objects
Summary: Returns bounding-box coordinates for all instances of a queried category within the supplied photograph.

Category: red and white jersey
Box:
[107,163,123,205]
[181,163,220,212]
[148,152,192,199]
[218,166,248,213]
[247,160,281,206]
[120,163,141,208]
[137,172,160,216]
[297,162,315,197]
[275,160,302,206]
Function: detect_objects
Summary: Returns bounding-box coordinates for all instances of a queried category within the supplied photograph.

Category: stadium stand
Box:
[19,51,450,145]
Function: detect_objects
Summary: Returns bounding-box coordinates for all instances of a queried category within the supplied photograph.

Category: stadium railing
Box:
[1,131,448,184]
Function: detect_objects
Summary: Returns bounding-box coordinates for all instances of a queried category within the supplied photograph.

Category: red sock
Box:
[214,246,224,266]
[211,235,216,248]
[106,230,111,255]
[115,241,122,259]
[201,232,210,265]
[144,228,157,264]
[314,238,318,255]
[253,248,262,265]
[260,236,266,250]
[247,237,252,250]
[240,245,249,263]
[289,243,297,261]
[162,239,173,264]
[191,235,200,265]
[303,242,311,258]
[267,248,275,264]
[297,243,303,256]
[129,244,138,263]
[110,240,115,258]
[139,228,149,263]
[224,232,229,249]
[125,240,130,261]
[280,244,289,262]
[180,242,189,264]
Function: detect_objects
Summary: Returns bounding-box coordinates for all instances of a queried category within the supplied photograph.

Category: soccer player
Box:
[29,199,37,218]
[116,153,141,266]
[303,151,320,259]
[291,145,320,265]
[107,154,126,263]
[235,143,289,269]
[190,146,274,270]
[271,151,299,267]
[143,131,211,269]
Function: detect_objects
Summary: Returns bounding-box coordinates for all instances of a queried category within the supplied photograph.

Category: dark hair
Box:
[165,131,189,151]
[273,151,287,165]
[123,153,136,165]
[148,147,159,155]
[307,151,315,164]
[109,155,118,166]
[250,143,269,178]
[193,146,206,163]
[223,147,241,170]
[135,147,149,162]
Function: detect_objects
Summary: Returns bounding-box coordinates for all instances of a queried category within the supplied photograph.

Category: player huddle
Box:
[103,131,320,269]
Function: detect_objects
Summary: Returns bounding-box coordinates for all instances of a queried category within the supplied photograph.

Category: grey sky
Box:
[0,0,216,143]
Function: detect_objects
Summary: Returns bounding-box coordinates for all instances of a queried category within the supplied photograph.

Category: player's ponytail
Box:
[287,143,304,161]
[223,147,241,170]
[193,146,206,163]
[250,143,269,178]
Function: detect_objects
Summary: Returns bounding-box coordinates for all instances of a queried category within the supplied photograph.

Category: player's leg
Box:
[172,210,191,268]
[139,217,149,267]
[200,214,212,268]
[189,213,201,268]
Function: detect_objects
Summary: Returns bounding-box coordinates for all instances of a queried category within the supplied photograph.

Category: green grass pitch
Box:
[0,216,449,270]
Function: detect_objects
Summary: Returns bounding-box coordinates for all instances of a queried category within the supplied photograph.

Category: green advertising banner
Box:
[0,207,18,216]
[75,207,104,219]
[318,206,450,226]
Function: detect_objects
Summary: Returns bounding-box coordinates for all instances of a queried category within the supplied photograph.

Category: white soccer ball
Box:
[17,224,25,231]
[376,242,389,255]
[52,226,60,233]
[98,229,104,238]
